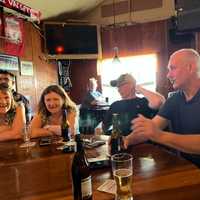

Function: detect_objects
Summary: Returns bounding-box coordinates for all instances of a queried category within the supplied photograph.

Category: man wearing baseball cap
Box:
[102,73,165,136]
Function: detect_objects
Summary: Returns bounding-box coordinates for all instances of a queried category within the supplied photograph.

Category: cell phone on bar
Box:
[84,140,106,149]
[39,137,52,146]
[88,157,110,169]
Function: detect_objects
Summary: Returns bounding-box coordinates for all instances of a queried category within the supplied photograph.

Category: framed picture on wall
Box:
[0,53,19,71]
[20,61,34,76]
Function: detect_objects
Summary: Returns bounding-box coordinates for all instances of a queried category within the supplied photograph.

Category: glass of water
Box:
[111,153,133,200]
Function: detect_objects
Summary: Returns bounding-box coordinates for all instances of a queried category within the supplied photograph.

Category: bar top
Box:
[0,137,200,200]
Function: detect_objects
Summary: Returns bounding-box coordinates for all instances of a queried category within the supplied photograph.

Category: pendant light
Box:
[112,0,121,64]
[112,47,121,64]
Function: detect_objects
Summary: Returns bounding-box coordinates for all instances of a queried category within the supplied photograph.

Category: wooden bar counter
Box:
[0,136,200,200]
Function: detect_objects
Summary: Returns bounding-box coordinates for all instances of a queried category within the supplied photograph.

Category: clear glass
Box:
[111,153,133,200]
[21,124,32,147]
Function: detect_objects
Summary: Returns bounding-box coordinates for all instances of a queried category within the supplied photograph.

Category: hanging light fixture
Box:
[112,47,121,64]
[112,0,121,64]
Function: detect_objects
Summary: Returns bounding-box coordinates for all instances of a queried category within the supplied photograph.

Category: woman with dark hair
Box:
[0,83,26,141]
[31,85,77,137]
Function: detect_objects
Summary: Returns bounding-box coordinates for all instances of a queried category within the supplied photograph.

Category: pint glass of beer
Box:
[111,153,133,200]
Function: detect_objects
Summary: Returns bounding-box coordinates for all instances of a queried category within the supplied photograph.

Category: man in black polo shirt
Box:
[126,49,200,167]
[0,70,32,123]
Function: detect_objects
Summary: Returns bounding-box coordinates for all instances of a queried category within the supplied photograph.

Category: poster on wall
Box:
[0,54,19,71]
[20,61,34,76]
[5,16,22,44]
[3,16,25,56]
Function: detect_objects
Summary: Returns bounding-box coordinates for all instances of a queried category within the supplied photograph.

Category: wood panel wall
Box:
[0,18,196,108]
[0,21,58,114]
[69,59,99,104]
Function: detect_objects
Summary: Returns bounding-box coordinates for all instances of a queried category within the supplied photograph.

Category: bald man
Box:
[125,48,200,167]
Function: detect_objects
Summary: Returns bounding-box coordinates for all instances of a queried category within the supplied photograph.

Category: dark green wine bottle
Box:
[111,113,122,155]
[62,109,70,142]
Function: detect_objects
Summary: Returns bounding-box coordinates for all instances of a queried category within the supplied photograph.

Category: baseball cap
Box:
[110,73,136,87]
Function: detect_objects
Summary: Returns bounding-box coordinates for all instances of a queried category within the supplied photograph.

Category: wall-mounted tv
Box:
[43,22,102,59]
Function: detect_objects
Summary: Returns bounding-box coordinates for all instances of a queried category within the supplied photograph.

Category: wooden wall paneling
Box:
[122,24,142,55]
[34,60,58,106]
[21,22,33,60]
[102,21,167,59]
[101,0,129,18]
[131,0,163,12]
[14,21,57,114]
[17,22,37,112]
[31,24,58,102]
[15,22,58,114]
[101,28,114,58]
[101,0,163,18]
[70,59,98,104]
[101,24,143,58]
[141,21,165,51]
[32,23,58,112]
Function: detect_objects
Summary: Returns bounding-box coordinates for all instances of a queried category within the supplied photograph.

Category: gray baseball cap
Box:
[110,73,136,87]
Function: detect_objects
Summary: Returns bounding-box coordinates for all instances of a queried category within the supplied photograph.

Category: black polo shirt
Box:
[158,89,200,167]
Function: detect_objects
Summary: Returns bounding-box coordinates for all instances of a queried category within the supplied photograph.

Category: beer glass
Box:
[111,153,133,200]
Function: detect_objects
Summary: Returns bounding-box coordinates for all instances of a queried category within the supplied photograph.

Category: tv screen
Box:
[176,0,200,31]
[44,23,100,59]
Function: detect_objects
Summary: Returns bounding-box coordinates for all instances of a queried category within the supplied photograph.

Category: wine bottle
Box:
[62,109,70,142]
[110,113,122,155]
[71,134,92,200]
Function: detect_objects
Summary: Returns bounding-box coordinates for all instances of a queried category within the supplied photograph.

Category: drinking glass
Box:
[111,153,133,200]
[21,124,32,147]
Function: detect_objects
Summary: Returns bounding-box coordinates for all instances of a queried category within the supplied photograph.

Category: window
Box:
[99,53,157,104]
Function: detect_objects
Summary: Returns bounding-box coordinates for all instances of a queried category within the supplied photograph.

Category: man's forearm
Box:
[152,131,200,154]
[136,85,165,109]
[124,133,148,147]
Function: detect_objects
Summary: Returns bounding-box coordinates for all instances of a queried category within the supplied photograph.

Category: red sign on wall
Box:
[0,0,41,22]
[3,16,25,56]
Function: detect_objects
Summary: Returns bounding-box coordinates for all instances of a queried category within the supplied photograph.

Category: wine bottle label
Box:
[81,176,92,198]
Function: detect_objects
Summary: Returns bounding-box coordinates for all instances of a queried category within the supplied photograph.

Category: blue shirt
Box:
[158,89,200,166]
[81,90,104,109]
[159,89,200,134]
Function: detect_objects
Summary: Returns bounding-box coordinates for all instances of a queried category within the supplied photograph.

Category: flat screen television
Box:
[175,0,200,31]
[43,22,102,59]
